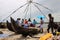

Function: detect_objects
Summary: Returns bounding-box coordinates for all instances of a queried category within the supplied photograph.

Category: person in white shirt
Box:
[21,19,24,27]
[28,18,32,27]
[39,17,44,33]
[16,18,21,27]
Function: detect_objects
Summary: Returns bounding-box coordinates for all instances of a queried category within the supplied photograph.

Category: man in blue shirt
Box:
[32,19,37,27]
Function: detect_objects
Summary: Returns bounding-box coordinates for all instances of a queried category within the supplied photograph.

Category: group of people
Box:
[15,13,59,33]
[16,18,37,28]
[16,17,44,33]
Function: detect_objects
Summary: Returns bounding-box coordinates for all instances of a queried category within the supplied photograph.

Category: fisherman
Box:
[28,18,32,27]
[47,14,54,33]
[16,18,21,27]
[39,17,44,33]
[32,19,37,27]
[21,19,24,27]
[24,19,29,28]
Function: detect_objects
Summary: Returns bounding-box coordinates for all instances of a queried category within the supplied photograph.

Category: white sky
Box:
[0,0,60,22]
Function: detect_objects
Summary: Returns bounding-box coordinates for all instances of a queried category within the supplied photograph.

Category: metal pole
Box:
[2,3,27,21]
[24,4,29,19]
[30,4,31,19]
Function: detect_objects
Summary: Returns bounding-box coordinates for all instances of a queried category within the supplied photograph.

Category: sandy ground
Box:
[0,28,56,40]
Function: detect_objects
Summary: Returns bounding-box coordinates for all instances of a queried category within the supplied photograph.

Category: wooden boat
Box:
[10,17,40,37]
[6,21,14,32]
[0,23,6,28]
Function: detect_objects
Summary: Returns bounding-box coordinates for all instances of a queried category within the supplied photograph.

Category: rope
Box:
[24,4,30,19]
[30,4,31,19]
[2,3,27,22]
[33,2,53,13]
[33,3,48,20]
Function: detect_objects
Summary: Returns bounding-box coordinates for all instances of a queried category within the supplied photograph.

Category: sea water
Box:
[36,24,48,28]
[0,34,9,38]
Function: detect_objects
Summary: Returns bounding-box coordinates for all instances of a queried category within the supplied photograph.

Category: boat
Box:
[10,17,40,37]
[0,23,6,28]
[6,21,14,32]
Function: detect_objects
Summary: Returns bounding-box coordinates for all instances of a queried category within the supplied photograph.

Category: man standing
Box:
[40,17,44,33]
[47,14,54,33]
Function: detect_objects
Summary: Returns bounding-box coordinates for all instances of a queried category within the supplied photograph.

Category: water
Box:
[36,24,48,28]
[0,34,9,38]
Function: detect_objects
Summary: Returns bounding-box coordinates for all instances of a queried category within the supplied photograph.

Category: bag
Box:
[53,23,58,29]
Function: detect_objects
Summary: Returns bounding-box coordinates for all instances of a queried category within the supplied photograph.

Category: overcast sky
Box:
[0,0,60,22]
